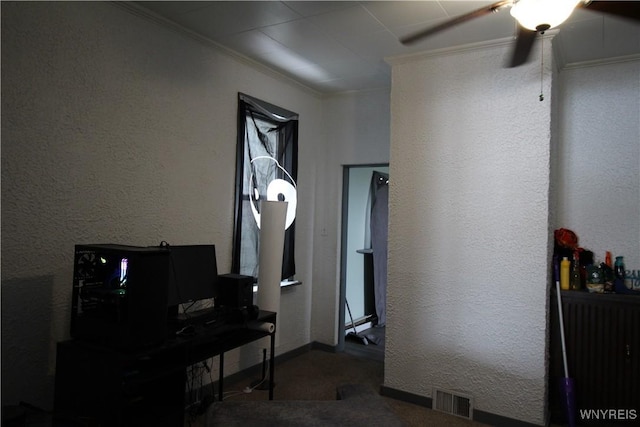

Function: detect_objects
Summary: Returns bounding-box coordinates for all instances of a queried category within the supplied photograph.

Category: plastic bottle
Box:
[605,251,612,268]
[570,252,581,290]
[580,250,594,289]
[614,256,630,292]
[614,256,626,280]
[560,257,571,291]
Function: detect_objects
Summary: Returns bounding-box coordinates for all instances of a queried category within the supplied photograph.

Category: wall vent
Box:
[432,387,473,420]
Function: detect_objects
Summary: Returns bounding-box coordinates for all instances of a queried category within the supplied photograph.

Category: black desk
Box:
[54,311,276,427]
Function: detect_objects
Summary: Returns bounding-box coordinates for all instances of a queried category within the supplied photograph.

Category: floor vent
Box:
[432,387,473,420]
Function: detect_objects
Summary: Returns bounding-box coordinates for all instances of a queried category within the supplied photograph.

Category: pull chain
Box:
[539,35,545,102]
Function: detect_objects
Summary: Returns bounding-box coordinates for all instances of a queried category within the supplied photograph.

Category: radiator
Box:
[550,290,640,423]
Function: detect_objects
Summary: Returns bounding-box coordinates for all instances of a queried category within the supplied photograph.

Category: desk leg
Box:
[219,352,224,402]
[269,331,275,400]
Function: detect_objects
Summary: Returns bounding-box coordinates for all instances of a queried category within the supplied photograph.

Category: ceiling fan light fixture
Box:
[510,0,581,31]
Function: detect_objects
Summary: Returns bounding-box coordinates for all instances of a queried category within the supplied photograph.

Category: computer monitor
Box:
[166,245,218,307]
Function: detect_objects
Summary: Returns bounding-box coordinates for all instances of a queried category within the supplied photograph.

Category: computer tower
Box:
[70,244,170,350]
[216,273,254,310]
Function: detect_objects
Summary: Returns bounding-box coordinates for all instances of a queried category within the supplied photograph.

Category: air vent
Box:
[432,387,473,420]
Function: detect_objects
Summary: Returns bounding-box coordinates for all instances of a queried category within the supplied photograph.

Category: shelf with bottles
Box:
[553,228,640,295]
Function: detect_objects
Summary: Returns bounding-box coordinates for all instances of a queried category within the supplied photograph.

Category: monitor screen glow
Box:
[167,245,218,307]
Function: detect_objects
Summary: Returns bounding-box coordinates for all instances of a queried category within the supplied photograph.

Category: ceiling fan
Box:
[400,0,640,68]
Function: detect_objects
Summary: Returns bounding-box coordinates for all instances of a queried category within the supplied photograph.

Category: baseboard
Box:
[187,344,543,426]
[218,343,315,386]
[310,341,337,353]
[380,385,432,407]
[380,385,542,427]
[345,321,373,334]
[217,341,337,387]
[473,409,542,427]
[185,342,326,408]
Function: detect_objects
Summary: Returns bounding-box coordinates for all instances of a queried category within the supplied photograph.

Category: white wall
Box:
[311,89,391,344]
[6,2,634,421]
[387,39,554,425]
[1,1,323,409]
[556,59,640,270]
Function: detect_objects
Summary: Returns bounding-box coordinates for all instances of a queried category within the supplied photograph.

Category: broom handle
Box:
[554,260,570,378]
[345,299,358,333]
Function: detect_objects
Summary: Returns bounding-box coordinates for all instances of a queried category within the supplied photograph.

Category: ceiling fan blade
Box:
[507,25,537,68]
[400,0,512,45]
[581,1,640,22]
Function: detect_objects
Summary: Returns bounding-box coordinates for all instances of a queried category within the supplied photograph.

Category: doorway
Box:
[339,164,389,361]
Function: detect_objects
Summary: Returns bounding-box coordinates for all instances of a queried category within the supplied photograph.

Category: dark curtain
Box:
[232,93,298,280]
[368,171,388,326]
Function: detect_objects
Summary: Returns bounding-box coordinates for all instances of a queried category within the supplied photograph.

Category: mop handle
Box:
[345,299,358,333]
[554,260,570,378]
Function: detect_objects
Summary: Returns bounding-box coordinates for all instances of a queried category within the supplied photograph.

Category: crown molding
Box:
[560,53,640,72]
[386,30,558,67]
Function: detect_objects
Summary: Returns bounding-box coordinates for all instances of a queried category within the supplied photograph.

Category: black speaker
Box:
[216,273,254,310]
[70,244,170,350]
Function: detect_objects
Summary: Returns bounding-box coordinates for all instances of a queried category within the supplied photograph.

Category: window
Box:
[232,93,298,281]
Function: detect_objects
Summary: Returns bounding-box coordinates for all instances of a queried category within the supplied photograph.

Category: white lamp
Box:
[510,0,581,31]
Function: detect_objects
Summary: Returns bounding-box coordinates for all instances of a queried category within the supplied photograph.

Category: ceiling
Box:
[132,1,640,93]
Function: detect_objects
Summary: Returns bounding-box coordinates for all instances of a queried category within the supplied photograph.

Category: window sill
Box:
[281,279,302,288]
[252,280,301,293]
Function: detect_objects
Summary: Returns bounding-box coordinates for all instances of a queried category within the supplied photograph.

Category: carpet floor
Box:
[187,349,490,427]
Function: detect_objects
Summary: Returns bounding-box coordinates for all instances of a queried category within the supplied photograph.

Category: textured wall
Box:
[1,1,323,409]
[311,89,391,344]
[556,60,640,270]
[386,39,554,425]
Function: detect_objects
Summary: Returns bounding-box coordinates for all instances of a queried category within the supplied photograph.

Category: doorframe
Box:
[338,163,389,352]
